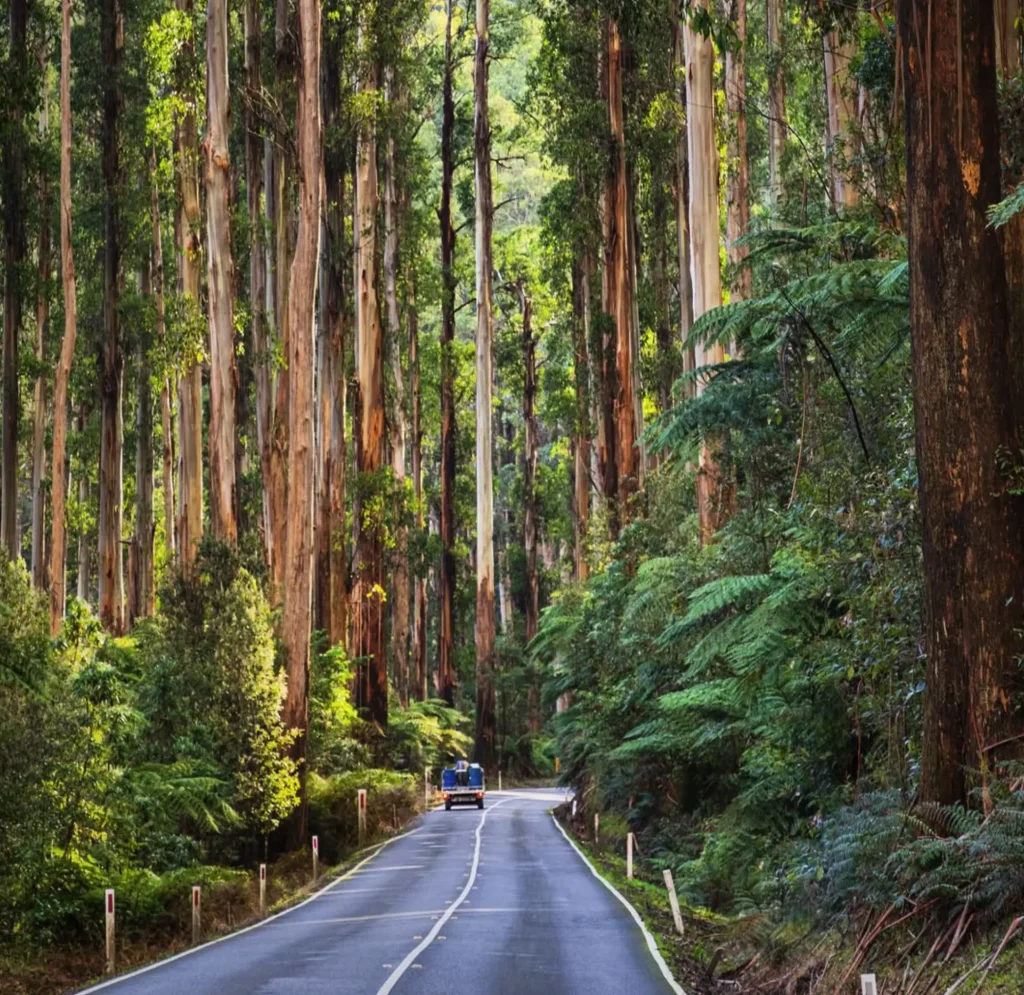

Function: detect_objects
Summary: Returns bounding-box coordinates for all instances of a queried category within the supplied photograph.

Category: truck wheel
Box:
[445,801,452,811]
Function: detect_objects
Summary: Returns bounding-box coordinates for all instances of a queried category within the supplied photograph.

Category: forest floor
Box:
[0,798,432,995]
[553,805,1024,995]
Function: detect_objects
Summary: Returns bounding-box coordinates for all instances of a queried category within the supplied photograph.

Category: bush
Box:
[307,769,418,862]
[137,541,299,844]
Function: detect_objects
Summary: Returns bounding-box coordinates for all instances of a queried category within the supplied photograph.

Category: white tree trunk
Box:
[206,0,238,541]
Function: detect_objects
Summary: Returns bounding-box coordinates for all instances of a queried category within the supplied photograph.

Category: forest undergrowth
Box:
[538,217,1024,994]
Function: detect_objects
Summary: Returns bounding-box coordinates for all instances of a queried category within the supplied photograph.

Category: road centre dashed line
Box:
[73,826,423,994]
[273,906,558,927]
[374,798,511,995]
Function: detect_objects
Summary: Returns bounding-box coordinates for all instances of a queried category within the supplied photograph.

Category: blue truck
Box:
[441,761,485,810]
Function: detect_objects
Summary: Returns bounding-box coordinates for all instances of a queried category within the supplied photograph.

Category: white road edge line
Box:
[74,826,424,994]
[374,798,510,995]
[551,814,687,995]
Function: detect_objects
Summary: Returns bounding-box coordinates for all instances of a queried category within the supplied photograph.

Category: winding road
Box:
[77,789,681,995]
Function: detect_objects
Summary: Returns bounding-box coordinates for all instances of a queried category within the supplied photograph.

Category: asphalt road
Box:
[77,789,681,995]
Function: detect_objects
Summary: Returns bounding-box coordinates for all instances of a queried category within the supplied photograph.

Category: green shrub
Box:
[307,769,417,861]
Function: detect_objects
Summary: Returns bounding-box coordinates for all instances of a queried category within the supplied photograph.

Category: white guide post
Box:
[259,863,266,917]
[424,768,429,810]
[627,832,634,879]
[860,976,878,995]
[571,798,577,820]
[191,885,201,945]
[663,869,684,936]
[358,788,367,844]
[104,889,115,975]
[312,835,320,882]
[498,769,502,792]
[594,812,600,846]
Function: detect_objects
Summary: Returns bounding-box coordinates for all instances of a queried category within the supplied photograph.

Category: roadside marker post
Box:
[259,864,266,917]
[104,889,115,975]
[312,836,320,882]
[358,788,367,844]
[860,975,878,995]
[627,833,634,879]
[571,799,577,820]
[594,812,600,846]
[191,886,201,945]
[663,870,684,936]
[424,769,429,810]
[498,769,502,792]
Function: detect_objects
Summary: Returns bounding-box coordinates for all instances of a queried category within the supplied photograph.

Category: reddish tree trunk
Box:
[321,40,348,650]
[900,0,1024,807]
[605,19,638,531]
[352,38,388,726]
[687,1,732,544]
[2,0,27,560]
[31,96,51,589]
[98,0,124,633]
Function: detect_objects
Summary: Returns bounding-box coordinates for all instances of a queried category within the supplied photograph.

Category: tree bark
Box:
[150,151,175,561]
[520,283,540,643]
[686,1,730,544]
[823,28,858,210]
[245,0,270,571]
[767,0,787,208]
[437,0,457,707]
[50,0,77,632]
[352,33,387,726]
[572,254,591,582]
[282,0,321,844]
[474,0,497,769]
[604,19,638,531]
[266,0,291,604]
[410,276,427,701]
[652,174,674,412]
[899,0,1024,807]
[672,14,696,398]
[76,455,90,604]
[2,0,28,560]
[98,0,124,633]
[519,282,542,733]
[321,36,348,650]
[174,0,203,572]
[384,71,411,707]
[726,0,752,304]
[130,259,155,624]
[31,83,51,589]
[996,0,1022,76]
[206,0,238,543]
